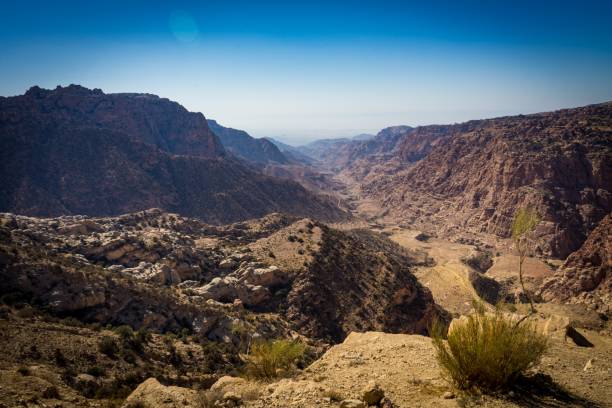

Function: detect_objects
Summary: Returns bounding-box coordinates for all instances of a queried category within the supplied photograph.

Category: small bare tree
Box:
[511,207,540,314]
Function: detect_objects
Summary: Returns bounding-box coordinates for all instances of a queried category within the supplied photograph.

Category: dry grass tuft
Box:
[242,339,306,381]
[431,306,548,392]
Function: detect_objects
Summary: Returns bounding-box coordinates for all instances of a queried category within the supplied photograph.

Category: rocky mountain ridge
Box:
[341,103,612,259]
[0,85,346,224]
[207,119,289,165]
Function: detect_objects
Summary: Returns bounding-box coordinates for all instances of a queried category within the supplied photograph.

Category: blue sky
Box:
[1,1,612,144]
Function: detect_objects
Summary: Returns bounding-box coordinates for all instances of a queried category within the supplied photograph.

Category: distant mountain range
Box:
[0,85,347,224]
[207,119,289,165]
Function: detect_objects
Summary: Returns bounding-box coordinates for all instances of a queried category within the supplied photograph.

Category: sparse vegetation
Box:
[242,339,306,380]
[511,207,541,313]
[431,305,548,392]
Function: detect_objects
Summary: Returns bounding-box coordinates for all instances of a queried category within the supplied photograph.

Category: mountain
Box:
[351,133,376,141]
[292,125,414,172]
[265,138,316,165]
[0,85,347,224]
[207,119,289,165]
[355,103,612,258]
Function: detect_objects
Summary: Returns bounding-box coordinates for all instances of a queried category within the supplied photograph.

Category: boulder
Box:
[122,378,198,407]
[219,258,237,269]
[210,376,247,391]
[340,400,366,408]
[247,265,288,287]
[361,380,384,405]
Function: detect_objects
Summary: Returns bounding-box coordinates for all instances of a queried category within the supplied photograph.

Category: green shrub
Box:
[114,325,134,341]
[431,308,548,392]
[243,339,306,380]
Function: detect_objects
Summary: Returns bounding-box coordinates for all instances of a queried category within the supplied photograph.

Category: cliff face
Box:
[358,103,612,258]
[207,119,289,165]
[540,214,611,311]
[0,85,346,223]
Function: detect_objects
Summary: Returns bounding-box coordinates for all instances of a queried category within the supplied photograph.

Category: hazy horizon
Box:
[2,0,612,145]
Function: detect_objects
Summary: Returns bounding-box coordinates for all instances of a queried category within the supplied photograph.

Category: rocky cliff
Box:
[540,214,611,311]
[357,103,612,258]
[0,85,346,223]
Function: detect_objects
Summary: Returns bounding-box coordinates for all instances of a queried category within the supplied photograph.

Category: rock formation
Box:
[353,103,612,258]
[0,209,441,342]
[540,214,611,311]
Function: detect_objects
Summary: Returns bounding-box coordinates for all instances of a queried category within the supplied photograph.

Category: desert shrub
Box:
[28,345,42,359]
[41,385,60,399]
[87,365,106,377]
[62,316,84,327]
[200,340,241,373]
[99,336,120,357]
[431,307,547,392]
[54,348,68,367]
[243,339,306,380]
[134,328,151,348]
[114,325,134,341]
[15,306,36,318]
[197,388,224,408]
[17,366,30,376]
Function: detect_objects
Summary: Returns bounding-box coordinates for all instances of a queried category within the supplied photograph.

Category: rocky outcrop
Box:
[284,227,442,342]
[0,85,347,224]
[208,119,289,165]
[358,103,612,258]
[540,214,611,311]
[0,210,441,344]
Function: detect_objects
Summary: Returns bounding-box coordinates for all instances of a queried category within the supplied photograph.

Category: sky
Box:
[1,1,612,145]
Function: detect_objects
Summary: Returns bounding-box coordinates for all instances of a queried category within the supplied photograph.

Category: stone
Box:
[443,391,455,399]
[219,259,237,269]
[583,358,594,371]
[223,391,242,403]
[122,378,198,407]
[210,376,247,391]
[361,380,384,405]
[248,265,288,287]
[340,399,366,408]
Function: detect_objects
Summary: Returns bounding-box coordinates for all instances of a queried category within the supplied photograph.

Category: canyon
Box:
[0,88,610,407]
